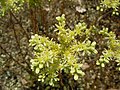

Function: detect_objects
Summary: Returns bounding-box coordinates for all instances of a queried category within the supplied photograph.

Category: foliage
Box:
[29,14,98,87]
[0,0,25,16]
[96,28,120,70]
[30,14,120,88]
[0,0,120,89]
[0,0,51,16]
[97,0,120,15]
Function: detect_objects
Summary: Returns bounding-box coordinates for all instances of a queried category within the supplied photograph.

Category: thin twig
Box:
[9,12,31,69]
[9,10,30,41]
[96,10,113,25]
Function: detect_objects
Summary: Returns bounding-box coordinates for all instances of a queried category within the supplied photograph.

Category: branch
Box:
[9,12,31,70]
[9,10,30,41]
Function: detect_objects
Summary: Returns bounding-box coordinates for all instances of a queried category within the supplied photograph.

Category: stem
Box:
[30,7,39,34]
[9,11,31,70]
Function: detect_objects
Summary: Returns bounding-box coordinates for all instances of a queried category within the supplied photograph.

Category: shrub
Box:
[97,0,120,15]
[29,14,120,88]
[29,14,97,87]
[0,0,25,16]
[96,28,120,70]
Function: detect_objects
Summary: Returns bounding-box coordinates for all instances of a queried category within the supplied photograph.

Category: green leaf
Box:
[96,6,100,10]
[116,12,119,15]
[118,67,120,71]
[74,74,78,80]
[56,16,61,21]
[96,61,100,65]
[101,63,105,67]
[91,41,96,46]
[35,68,40,74]
[100,8,103,11]
[39,64,43,69]
[70,67,75,74]
[113,11,115,15]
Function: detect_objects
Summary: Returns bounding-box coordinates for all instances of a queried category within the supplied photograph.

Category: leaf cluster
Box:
[29,14,120,87]
[0,0,24,16]
[29,14,98,87]
[97,0,120,15]
[96,28,120,70]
